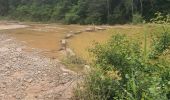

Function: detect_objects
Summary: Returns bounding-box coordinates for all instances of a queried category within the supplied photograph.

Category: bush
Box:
[149,13,170,59]
[65,13,80,24]
[149,31,170,59]
[74,34,170,100]
[132,13,143,24]
[62,55,86,72]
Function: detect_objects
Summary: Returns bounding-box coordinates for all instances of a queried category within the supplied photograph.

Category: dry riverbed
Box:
[0,33,77,100]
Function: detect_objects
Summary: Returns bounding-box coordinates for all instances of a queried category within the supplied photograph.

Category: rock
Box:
[61,39,66,45]
[84,65,91,72]
[65,34,73,39]
[27,78,33,83]
[85,27,95,32]
[66,48,75,56]
[4,39,12,42]
[0,47,9,52]
[74,31,83,34]
[12,58,17,62]
[60,39,67,50]
[84,65,90,69]
[16,48,22,52]
[0,34,75,100]
[69,31,74,34]
[95,27,106,31]
[5,63,10,68]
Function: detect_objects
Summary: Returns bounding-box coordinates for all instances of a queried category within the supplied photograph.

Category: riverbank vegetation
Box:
[0,0,169,24]
[73,14,170,100]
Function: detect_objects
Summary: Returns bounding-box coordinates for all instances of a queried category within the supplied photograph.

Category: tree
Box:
[0,0,9,16]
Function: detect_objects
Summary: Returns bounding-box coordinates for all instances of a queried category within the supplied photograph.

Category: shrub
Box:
[74,34,170,100]
[65,13,80,24]
[149,13,170,59]
[149,31,170,59]
[132,13,143,24]
[62,55,86,72]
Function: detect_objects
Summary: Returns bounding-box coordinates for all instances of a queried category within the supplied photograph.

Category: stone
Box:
[74,31,83,34]
[0,34,75,100]
[84,65,91,72]
[85,28,95,32]
[0,47,9,52]
[95,27,106,31]
[60,39,67,50]
[84,65,90,69]
[65,34,73,39]
[66,48,75,56]
[27,78,33,83]
[16,48,22,52]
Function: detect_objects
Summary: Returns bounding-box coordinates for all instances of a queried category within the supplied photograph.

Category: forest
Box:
[0,0,170,24]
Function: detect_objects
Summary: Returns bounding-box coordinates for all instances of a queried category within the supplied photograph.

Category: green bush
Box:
[149,31,170,59]
[132,13,143,24]
[149,13,170,59]
[74,34,170,100]
[65,13,80,24]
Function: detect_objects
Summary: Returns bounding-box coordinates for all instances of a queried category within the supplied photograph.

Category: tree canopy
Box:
[0,0,169,24]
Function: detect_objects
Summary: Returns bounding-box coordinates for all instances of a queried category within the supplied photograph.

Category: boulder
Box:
[66,48,75,56]
[74,31,83,34]
[59,39,67,50]
[85,28,95,32]
[95,27,106,31]
[65,34,73,39]
[84,65,91,72]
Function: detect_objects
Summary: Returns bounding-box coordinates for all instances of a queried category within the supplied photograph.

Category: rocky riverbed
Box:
[0,33,76,100]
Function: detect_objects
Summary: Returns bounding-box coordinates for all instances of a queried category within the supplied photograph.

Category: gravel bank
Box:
[0,34,76,100]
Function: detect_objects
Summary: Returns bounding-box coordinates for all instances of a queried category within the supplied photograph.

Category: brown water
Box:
[0,21,149,61]
[0,22,87,59]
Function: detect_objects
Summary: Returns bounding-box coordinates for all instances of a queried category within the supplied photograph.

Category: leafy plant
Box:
[132,13,143,24]
[149,13,170,59]
[74,34,170,100]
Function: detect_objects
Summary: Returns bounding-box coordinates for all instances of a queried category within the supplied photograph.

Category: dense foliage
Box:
[74,33,170,100]
[0,0,170,24]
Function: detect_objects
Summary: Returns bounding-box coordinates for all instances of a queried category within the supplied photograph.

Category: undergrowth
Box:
[62,55,86,72]
[73,14,170,100]
[73,33,170,100]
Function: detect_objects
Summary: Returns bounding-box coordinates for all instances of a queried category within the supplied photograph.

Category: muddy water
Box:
[0,22,87,59]
[0,22,145,61]
[69,30,112,60]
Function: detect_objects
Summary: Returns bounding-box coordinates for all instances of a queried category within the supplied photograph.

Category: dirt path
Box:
[0,33,76,100]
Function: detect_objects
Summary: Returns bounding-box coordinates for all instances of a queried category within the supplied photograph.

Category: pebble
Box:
[0,47,9,52]
[0,34,75,100]
[16,48,22,52]
[27,78,33,83]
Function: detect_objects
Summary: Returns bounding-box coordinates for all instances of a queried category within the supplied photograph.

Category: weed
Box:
[74,34,170,100]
